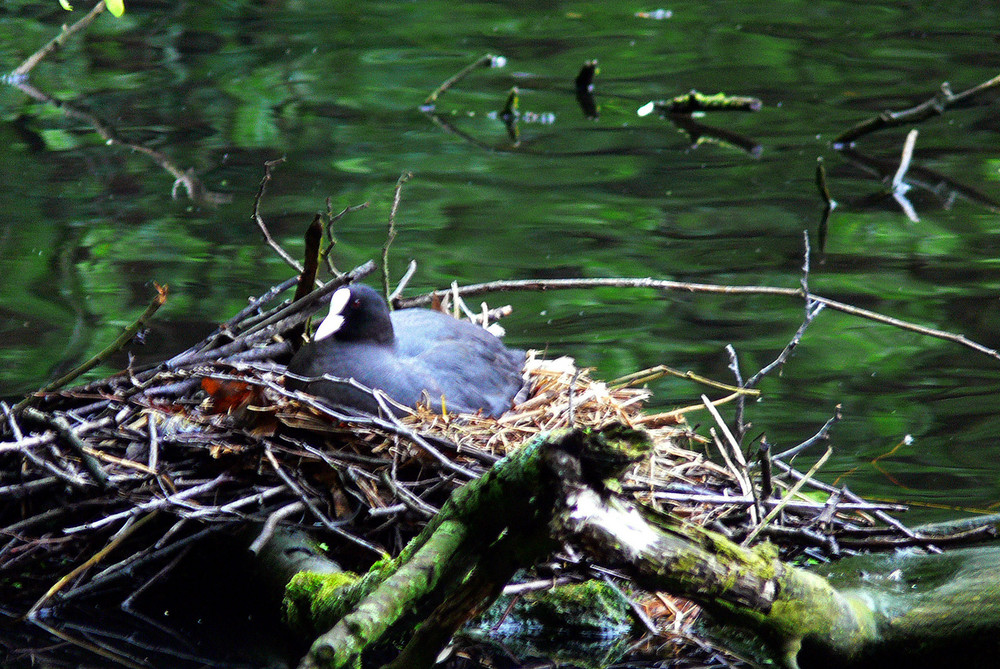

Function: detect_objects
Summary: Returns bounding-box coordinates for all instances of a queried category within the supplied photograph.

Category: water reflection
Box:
[2,5,1000,665]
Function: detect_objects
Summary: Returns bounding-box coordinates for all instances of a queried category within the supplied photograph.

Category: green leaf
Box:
[58,0,73,10]
[104,0,124,17]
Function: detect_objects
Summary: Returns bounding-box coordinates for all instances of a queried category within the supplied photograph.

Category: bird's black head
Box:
[314,283,394,345]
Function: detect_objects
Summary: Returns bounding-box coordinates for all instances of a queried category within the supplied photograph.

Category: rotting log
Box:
[548,456,875,669]
[544,433,1000,669]
[281,421,1000,669]
[286,426,641,668]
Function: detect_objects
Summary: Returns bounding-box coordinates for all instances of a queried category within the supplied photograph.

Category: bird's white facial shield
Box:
[314,286,351,341]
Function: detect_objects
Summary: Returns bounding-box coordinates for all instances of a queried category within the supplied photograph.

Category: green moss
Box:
[282,570,359,634]
[477,579,632,636]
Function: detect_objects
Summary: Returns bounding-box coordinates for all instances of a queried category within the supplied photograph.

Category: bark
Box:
[264,424,1000,669]
[289,427,636,668]
[546,441,1000,669]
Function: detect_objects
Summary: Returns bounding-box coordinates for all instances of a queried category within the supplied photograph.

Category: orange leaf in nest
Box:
[201,377,257,414]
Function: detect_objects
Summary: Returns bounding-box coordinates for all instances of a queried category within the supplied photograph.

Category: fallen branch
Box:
[399,276,1000,362]
[833,72,1000,145]
[12,0,106,76]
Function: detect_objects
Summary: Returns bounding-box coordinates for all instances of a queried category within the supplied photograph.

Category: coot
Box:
[285,284,527,417]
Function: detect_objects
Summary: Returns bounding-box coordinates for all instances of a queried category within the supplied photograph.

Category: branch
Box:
[12,1,106,76]
[252,158,301,271]
[423,53,506,106]
[18,283,168,407]
[399,276,1000,362]
[833,73,1000,145]
[382,172,412,302]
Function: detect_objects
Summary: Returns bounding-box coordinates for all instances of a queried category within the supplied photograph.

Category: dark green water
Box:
[3,1,999,526]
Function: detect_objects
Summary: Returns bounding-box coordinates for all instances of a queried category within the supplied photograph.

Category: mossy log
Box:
[276,423,1000,669]
[286,426,638,668]
[545,434,1000,669]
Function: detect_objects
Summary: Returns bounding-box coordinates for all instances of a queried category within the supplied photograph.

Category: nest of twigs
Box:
[0,270,912,630]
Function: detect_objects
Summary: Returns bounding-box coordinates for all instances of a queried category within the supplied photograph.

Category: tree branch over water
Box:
[398,276,1000,363]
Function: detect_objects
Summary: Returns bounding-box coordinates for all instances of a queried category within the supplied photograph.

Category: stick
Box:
[399,276,1000,362]
[383,172,412,302]
[423,53,505,106]
[17,284,168,407]
[892,129,919,190]
[743,447,833,546]
[21,408,112,490]
[12,1,106,76]
[252,157,302,271]
[834,73,1000,145]
[26,511,158,617]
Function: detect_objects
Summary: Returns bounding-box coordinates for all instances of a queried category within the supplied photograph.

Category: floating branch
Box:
[815,157,836,209]
[500,87,520,144]
[668,113,763,156]
[8,8,231,206]
[836,145,1000,214]
[815,157,836,256]
[638,90,763,116]
[422,53,507,107]
[833,72,1000,146]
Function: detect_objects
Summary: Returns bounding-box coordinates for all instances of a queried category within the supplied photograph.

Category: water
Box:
[1,0,998,626]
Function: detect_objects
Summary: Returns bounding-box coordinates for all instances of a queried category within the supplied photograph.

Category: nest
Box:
[0,275,921,648]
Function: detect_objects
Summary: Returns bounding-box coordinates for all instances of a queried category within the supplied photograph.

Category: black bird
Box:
[285,283,527,417]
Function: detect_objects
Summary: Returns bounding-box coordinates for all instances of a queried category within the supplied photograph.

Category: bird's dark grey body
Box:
[286,284,526,417]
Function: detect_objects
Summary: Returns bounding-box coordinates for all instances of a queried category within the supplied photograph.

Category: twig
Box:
[12,79,229,205]
[758,437,774,500]
[892,129,919,191]
[27,511,159,617]
[703,395,756,523]
[725,345,747,444]
[642,90,763,115]
[743,447,833,546]
[834,73,1000,145]
[62,475,230,533]
[771,407,842,461]
[423,53,505,106]
[737,234,825,404]
[232,260,376,343]
[21,407,112,490]
[383,172,412,302]
[12,0,106,76]
[252,158,302,272]
[249,500,306,554]
[648,491,904,512]
[815,156,836,209]
[610,363,758,396]
[264,446,386,558]
[389,260,418,302]
[398,275,1000,363]
[381,472,438,519]
[322,202,369,274]
[17,284,168,406]
[771,458,924,547]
